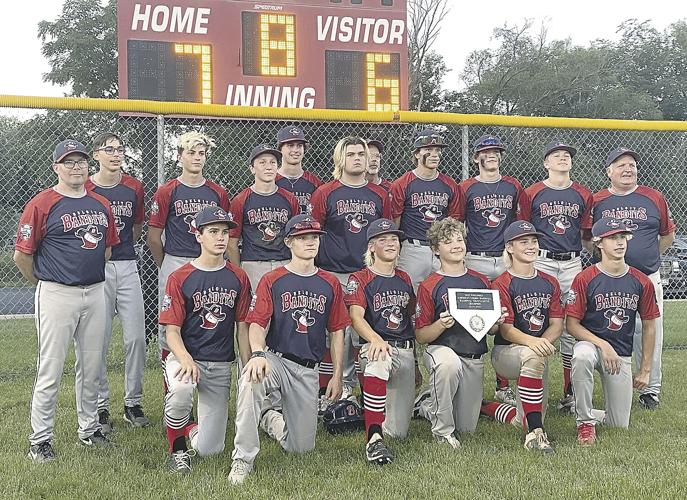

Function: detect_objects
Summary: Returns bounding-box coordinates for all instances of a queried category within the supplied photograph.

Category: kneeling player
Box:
[228,214,348,485]
[480,221,563,455]
[414,218,505,448]
[567,218,658,445]
[345,219,416,465]
[160,207,252,473]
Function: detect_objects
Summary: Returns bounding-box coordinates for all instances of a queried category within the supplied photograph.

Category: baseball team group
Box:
[13,124,673,484]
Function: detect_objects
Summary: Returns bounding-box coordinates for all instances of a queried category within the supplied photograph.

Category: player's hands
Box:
[599,343,622,375]
[415,364,423,389]
[369,338,392,361]
[527,337,556,357]
[633,369,650,390]
[497,307,508,325]
[243,356,270,383]
[325,376,343,401]
[438,311,455,329]
[174,354,200,384]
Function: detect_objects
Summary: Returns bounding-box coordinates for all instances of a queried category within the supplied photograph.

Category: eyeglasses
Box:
[61,159,89,170]
[96,146,125,155]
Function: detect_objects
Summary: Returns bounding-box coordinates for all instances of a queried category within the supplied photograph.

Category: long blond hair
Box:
[332,136,369,179]
[364,236,400,267]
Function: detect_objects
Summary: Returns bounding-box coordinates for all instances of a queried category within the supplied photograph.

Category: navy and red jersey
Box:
[518,181,593,253]
[491,270,564,345]
[458,176,523,252]
[344,268,416,342]
[566,264,660,356]
[276,171,323,214]
[149,178,231,258]
[159,261,252,362]
[247,266,350,361]
[86,174,145,261]
[15,188,119,286]
[375,178,393,192]
[591,186,675,275]
[390,171,462,242]
[311,180,391,273]
[229,187,299,262]
[416,270,491,356]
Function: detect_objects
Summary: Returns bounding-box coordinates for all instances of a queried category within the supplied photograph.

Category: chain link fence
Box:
[1,105,685,348]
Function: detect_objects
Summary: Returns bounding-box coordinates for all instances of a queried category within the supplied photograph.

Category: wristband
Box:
[250,350,266,359]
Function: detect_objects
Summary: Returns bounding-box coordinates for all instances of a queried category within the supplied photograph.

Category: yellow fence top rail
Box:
[2,94,687,132]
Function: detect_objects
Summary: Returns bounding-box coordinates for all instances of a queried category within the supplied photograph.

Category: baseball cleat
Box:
[495,386,517,407]
[366,438,394,465]
[98,409,113,435]
[167,449,196,474]
[413,389,430,419]
[577,423,596,446]
[318,395,332,418]
[556,393,575,413]
[524,428,555,456]
[228,459,253,485]
[638,393,660,410]
[435,434,461,450]
[341,384,356,402]
[79,430,113,448]
[124,405,150,428]
[27,441,56,464]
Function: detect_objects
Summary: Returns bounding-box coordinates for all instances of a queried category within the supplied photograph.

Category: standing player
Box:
[459,134,523,406]
[147,132,231,370]
[365,139,393,191]
[413,218,506,448]
[228,144,300,289]
[228,214,348,485]
[345,219,415,465]
[481,221,563,455]
[587,147,675,410]
[390,128,462,291]
[568,217,658,444]
[15,139,119,462]
[86,132,149,433]
[311,136,391,402]
[518,141,593,412]
[275,126,323,214]
[160,206,251,473]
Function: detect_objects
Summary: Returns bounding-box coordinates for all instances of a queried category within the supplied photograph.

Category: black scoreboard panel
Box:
[325,50,401,111]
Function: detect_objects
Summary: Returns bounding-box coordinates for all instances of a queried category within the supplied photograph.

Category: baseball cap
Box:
[473,135,506,155]
[544,141,577,159]
[367,218,404,242]
[503,221,543,244]
[591,217,633,240]
[276,126,309,146]
[283,214,326,238]
[413,128,448,149]
[249,144,282,165]
[605,147,639,168]
[194,206,237,229]
[365,139,385,153]
[53,139,89,163]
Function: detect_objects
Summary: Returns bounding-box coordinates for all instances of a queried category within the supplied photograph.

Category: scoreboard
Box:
[117,0,408,111]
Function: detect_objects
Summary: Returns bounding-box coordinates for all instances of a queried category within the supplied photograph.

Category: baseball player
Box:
[586,147,675,410]
[310,136,391,404]
[518,141,593,413]
[413,218,506,448]
[228,144,300,289]
[390,128,462,291]
[480,221,563,455]
[15,139,119,462]
[365,139,393,191]
[228,214,349,485]
[345,218,416,465]
[147,131,231,379]
[85,132,149,434]
[459,134,523,407]
[160,206,251,473]
[568,217,659,445]
[275,126,323,214]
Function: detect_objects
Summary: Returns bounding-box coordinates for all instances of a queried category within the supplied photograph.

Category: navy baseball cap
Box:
[605,147,639,168]
[473,135,506,155]
[53,139,89,163]
[276,126,309,146]
[367,218,404,242]
[284,214,326,238]
[503,221,543,243]
[249,144,282,165]
[413,128,448,149]
[591,217,633,240]
[365,139,385,153]
[194,206,237,229]
[544,140,577,159]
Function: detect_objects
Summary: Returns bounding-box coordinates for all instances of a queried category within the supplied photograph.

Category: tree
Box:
[409,51,451,111]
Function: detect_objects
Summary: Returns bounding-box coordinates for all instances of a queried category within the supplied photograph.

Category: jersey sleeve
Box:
[565,274,588,320]
[219,187,231,212]
[309,185,327,225]
[159,272,186,326]
[549,279,565,318]
[518,188,533,221]
[286,190,300,216]
[235,267,253,323]
[656,192,676,236]
[579,186,593,231]
[389,178,406,220]
[447,179,464,220]
[327,277,351,332]
[381,190,392,219]
[104,203,120,247]
[134,181,146,224]
[228,191,246,239]
[415,281,436,329]
[492,278,515,325]
[638,274,661,320]
[15,199,47,254]
[344,272,367,308]
[245,274,273,328]
[149,185,170,229]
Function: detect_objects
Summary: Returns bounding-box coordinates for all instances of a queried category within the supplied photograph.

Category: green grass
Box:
[1,306,687,499]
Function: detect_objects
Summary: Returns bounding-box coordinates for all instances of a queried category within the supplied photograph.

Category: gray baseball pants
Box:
[633,270,663,396]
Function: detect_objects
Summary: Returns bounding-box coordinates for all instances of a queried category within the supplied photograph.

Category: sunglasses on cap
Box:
[292,220,322,231]
[416,134,444,145]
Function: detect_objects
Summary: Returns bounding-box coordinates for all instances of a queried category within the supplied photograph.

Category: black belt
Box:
[387,339,415,349]
[539,250,580,261]
[267,348,318,369]
[406,238,429,246]
[457,353,483,359]
[469,251,502,258]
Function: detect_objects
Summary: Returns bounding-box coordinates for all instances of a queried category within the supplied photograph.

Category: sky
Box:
[0,0,681,100]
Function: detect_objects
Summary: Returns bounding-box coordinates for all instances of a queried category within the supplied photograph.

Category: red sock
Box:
[562,353,572,393]
[517,374,544,420]
[184,422,198,439]
[480,400,517,424]
[319,349,333,392]
[362,375,386,438]
[495,373,509,390]
[166,426,185,453]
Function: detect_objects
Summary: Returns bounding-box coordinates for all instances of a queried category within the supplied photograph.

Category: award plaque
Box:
[447,288,501,342]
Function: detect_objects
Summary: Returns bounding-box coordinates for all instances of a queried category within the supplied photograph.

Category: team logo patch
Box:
[419,204,441,223]
[161,294,172,312]
[200,304,227,329]
[19,223,32,241]
[604,308,629,331]
[75,225,103,249]
[566,289,577,305]
[292,308,316,334]
[549,215,571,235]
[381,306,403,330]
[183,214,198,234]
[378,220,392,230]
[289,127,301,136]
[345,213,369,233]
[150,201,159,216]
[606,219,622,229]
[621,218,638,231]
[523,307,545,332]
[483,208,507,227]
[258,221,281,242]
[114,216,125,235]
[346,279,359,295]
